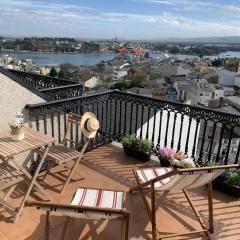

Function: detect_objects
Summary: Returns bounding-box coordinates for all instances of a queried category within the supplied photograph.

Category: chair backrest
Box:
[143,165,240,191]
[62,112,85,146]
[158,171,222,191]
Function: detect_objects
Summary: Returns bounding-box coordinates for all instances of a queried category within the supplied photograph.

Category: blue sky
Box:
[1,0,240,39]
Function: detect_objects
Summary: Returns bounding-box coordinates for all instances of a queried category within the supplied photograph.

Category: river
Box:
[1,51,240,66]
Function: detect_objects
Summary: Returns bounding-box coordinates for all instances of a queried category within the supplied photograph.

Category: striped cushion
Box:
[159,172,222,191]
[136,168,222,191]
[136,168,173,188]
[71,188,123,209]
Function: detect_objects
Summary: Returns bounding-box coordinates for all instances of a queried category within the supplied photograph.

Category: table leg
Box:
[14,147,51,222]
[9,155,53,201]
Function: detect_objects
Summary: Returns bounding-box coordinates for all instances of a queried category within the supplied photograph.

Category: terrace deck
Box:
[0,144,239,240]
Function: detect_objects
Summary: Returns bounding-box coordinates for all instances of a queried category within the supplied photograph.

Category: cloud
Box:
[1,0,240,38]
[223,5,240,16]
[133,0,240,16]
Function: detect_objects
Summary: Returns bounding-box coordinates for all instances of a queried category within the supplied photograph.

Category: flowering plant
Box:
[158,147,176,159]
[158,147,195,168]
[170,150,195,168]
[9,114,24,129]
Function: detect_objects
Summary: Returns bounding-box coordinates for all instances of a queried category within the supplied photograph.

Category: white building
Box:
[112,63,129,81]
[189,79,213,106]
[112,68,128,80]
[84,76,100,89]
[211,85,224,99]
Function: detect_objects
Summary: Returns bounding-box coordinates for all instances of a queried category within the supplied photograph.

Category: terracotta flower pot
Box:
[10,127,24,141]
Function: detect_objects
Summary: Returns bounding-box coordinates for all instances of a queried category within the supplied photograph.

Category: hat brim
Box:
[80,112,98,139]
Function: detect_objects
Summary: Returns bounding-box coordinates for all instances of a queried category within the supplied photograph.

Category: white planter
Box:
[10,128,24,141]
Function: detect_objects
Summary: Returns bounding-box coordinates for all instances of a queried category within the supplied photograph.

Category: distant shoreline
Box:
[0,50,114,54]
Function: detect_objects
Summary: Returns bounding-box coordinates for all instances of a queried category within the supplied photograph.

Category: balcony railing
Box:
[39,84,83,100]
[25,90,240,165]
[4,69,84,100]
[9,69,77,89]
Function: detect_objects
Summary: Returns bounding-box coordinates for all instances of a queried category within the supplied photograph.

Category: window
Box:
[200,93,203,96]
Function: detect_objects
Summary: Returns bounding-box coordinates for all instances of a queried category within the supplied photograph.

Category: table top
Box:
[0,127,55,159]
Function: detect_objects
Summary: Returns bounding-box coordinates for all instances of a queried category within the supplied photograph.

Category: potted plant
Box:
[121,134,153,162]
[213,170,240,198]
[9,113,24,141]
[157,147,175,167]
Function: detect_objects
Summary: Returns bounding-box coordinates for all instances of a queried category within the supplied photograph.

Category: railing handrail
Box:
[25,89,240,120]
[39,83,83,92]
[113,90,240,120]
[9,69,78,85]
[25,90,114,109]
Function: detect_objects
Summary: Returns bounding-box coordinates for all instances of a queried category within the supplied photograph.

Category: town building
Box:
[218,69,236,86]
[189,79,213,106]
[112,63,129,81]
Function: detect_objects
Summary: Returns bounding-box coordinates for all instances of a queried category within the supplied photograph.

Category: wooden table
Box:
[0,127,55,222]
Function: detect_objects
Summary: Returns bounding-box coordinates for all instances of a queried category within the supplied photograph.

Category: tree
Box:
[58,64,73,80]
[49,67,57,77]
[144,52,150,58]
[129,72,146,88]
[112,81,129,91]
[212,58,222,67]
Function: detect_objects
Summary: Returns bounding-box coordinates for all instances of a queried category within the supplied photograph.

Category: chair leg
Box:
[183,189,213,240]
[125,213,130,240]
[3,184,17,201]
[45,211,51,240]
[208,182,214,234]
[61,157,81,194]
[151,182,157,240]
[132,170,152,221]
[60,216,71,240]
[61,140,90,194]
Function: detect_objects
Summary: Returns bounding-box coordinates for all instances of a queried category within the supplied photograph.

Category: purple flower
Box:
[158,147,175,159]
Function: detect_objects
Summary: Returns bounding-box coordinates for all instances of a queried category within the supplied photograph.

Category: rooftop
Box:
[0,144,239,240]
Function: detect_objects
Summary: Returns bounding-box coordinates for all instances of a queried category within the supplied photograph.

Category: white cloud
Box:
[1,0,240,38]
[133,0,240,16]
[223,5,240,16]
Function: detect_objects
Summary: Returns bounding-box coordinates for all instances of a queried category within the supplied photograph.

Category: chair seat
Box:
[136,167,173,188]
[71,188,123,209]
[46,144,81,164]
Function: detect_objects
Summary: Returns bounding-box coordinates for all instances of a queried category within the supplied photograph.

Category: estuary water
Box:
[1,51,240,66]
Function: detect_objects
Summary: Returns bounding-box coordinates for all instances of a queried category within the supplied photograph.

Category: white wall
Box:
[0,73,45,131]
[137,110,199,156]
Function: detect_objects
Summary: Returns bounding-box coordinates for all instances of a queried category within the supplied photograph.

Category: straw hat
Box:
[80,112,99,139]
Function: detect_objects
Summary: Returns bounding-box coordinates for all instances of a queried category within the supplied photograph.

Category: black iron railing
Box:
[9,69,77,89]
[25,90,240,165]
[39,84,83,100]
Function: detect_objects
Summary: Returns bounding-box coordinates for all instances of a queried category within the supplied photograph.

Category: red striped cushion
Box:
[136,167,173,188]
[71,188,123,209]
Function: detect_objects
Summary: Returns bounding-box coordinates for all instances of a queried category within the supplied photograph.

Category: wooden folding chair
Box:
[25,187,129,240]
[129,164,240,240]
[0,162,24,218]
[40,112,91,193]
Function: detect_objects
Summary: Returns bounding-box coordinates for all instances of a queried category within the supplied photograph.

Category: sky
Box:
[1,0,240,39]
